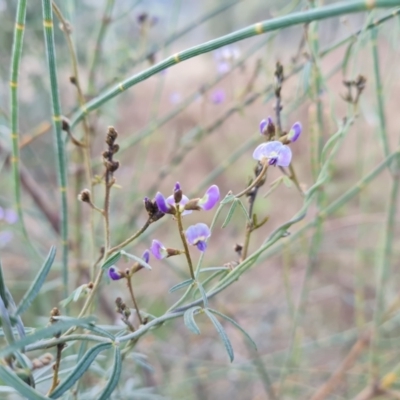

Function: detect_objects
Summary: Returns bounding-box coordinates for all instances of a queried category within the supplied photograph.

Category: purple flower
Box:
[259,116,274,136]
[197,185,220,211]
[217,61,230,75]
[185,223,211,252]
[253,141,292,167]
[142,249,150,264]
[108,266,123,281]
[4,209,18,225]
[150,239,168,260]
[211,89,226,104]
[157,183,192,216]
[288,122,302,142]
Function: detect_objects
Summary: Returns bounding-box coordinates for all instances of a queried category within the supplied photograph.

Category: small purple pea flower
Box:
[253,141,292,167]
[142,249,150,264]
[185,223,211,252]
[287,122,302,142]
[108,266,124,281]
[259,117,274,136]
[197,185,220,211]
[211,89,226,104]
[150,239,168,260]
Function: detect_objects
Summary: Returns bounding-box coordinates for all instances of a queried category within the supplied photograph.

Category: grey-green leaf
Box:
[236,199,251,222]
[221,199,237,228]
[0,366,48,400]
[101,251,121,270]
[0,296,14,345]
[207,308,257,350]
[0,260,8,307]
[49,342,112,398]
[169,279,193,293]
[0,316,96,358]
[120,250,152,270]
[196,282,208,308]
[204,309,234,362]
[15,246,56,316]
[97,345,122,400]
[184,306,201,335]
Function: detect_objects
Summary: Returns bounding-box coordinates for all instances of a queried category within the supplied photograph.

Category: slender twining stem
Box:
[70,0,400,129]
[9,0,29,242]
[47,343,64,395]
[235,161,269,198]
[241,187,258,261]
[108,219,151,254]
[126,278,143,325]
[42,0,69,297]
[176,210,195,280]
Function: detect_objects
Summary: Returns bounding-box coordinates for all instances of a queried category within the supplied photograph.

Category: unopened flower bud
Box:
[173,182,183,203]
[78,189,91,203]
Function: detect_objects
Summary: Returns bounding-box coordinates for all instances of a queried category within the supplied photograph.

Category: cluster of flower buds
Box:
[154,183,220,216]
[103,126,120,174]
[254,117,302,167]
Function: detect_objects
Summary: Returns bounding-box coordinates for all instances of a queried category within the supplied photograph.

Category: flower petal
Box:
[252,143,269,160]
[150,239,168,260]
[142,250,150,264]
[196,241,207,252]
[198,185,220,210]
[155,192,170,213]
[277,145,292,167]
[288,122,302,142]
[185,223,211,247]
[166,194,192,215]
[259,119,267,135]
[108,266,123,281]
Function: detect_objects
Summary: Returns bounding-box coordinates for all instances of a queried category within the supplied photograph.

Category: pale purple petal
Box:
[108,266,123,281]
[259,119,267,135]
[166,194,192,215]
[252,143,269,160]
[155,192,170,214]
[288,122,302,142]
[217,61,230,74]
[174,182,181,192]
[150,239,168,260]
[277,145,292,167]
[211,89,225,104]
[198,185,220,211]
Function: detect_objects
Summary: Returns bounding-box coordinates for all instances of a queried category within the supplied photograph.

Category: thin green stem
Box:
[176,211,195,280]
[42,0,69,297]
[126,278,143,325]
[70,0,400,128]
[9,0,29,243]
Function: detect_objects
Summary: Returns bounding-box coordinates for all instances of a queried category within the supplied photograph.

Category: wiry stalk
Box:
[41,0,69,297]
[9,0,29,239]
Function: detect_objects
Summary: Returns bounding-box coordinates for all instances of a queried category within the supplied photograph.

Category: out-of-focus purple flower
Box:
[217,61,230,75]
[253,141,292,167]
[4,209,18,225]
[108,266,123,281]
[211,89,226,104]
[142,249,150,264]
[214,46,240,75]
[197,185,220,211]
[169,92,182,105]
[287,122,302,142]
[185,223,211,252]
[151,239,168,260]
[0,231,13,247]
[259,116,274,136]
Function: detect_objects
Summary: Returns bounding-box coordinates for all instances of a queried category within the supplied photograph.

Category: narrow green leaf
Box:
[221,200,237,228]
[220,193,235,204]
[169,279,194,293]
[15,246,56,316]
[0,316,96,358]
[207,308,257,349]
[0,366,48,400]
[236,199,251,222]
[0,296,14,344]
[184,306,201,335]
[120,250,152,270]
[101,251,121,270]
[97,345,122,400]
[199,267,230,273]
[49,342,112,399]
[204,309,234,362]
[196,282,208,308]
[0,260,8,307]
[5,289,25,339]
